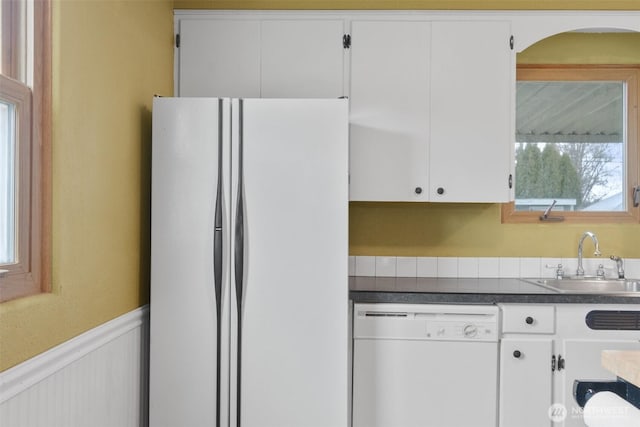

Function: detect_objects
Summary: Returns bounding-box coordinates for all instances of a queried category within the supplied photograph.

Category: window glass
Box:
[515,81,625,212]
[0,99,16,264]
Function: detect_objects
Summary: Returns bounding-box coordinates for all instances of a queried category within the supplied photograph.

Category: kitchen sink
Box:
[523,278,640,294]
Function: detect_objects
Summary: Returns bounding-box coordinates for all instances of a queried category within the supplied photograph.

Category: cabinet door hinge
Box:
[343,34,351,49]
[175,33,180,48]
[551,354,556,372]
[509,35,514,50]
[508,174,513,189]
[557,354,565,371]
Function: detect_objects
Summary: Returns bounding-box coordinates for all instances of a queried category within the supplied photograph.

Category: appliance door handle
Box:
[213,98,224,427]
[234,99,245,317]
[234,99,245,427]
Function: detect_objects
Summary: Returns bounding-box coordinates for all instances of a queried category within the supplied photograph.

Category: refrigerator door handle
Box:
[213,98,224,427]
[234,99,245,427]
[234,99,245,310]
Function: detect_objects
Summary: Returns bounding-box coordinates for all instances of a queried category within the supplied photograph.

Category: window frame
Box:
[502,64,640,224]
[0,0,51,302]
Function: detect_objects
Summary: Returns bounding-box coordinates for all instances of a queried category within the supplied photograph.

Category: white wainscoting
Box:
[0,306,149,427]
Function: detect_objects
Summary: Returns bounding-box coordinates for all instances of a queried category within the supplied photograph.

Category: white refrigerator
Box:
[149,97,349,427]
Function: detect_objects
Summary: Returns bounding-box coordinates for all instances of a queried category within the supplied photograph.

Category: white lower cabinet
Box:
[554,305,640,427]
[499,338,554,427]
[498,304,640,427]
[559,339,640,427]
[499,305,556,427]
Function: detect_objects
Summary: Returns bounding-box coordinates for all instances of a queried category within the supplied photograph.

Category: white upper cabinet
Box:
[175,11,640,203]
[176,18,344,99]
[261,20,345,98]
[349,19,514,202]
[349,21,431,202]
[175,13,516,203]
[178,19,261,97]
[429,21,513,202]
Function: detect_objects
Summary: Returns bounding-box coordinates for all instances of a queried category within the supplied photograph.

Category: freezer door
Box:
[150,97,231,427]
[229,98,349,427]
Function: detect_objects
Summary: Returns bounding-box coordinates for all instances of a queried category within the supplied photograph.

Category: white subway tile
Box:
[499,258,520,278]
[437,257,458,278]
[623,258,640,278]
[520,258,541,278]
[582,257,606,277]
[562,258,579,277]
[478,258,500,278]
[417,257,438,277]
[352,256,640,279]
[396,257,417,277]
[458,258,478,278]
[541,258,563,278]
[376,257,397,277]
[355,256,376,277]
[348,256,356,276]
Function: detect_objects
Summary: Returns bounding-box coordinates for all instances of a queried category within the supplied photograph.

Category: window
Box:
[503,65,640,223]
[0,0,51,301]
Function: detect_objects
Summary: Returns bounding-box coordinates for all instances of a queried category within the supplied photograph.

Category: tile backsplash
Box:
[349,256,640,279]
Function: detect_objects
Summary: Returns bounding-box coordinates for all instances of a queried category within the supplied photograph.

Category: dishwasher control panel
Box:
[354,303,499,342]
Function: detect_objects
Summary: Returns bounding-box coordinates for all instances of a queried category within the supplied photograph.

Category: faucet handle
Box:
[596,264,606,278]
[545,263,564,279]
[609,255,625,279]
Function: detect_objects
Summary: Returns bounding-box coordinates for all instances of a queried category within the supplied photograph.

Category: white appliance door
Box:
[229,98,349,427]
[150,97,231,427]
[353,339,498,427]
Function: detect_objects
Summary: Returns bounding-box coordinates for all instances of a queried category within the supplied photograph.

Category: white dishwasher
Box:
[353,303,500,427]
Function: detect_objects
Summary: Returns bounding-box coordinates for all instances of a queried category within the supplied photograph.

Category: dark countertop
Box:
[349,276,640,304]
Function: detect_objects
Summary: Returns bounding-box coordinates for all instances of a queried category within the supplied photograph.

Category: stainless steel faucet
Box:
[610,255,625,279]
[576,231,601,276]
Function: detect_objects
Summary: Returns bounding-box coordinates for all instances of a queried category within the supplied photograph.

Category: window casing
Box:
[502,65,640,224]
[0,0,51,302]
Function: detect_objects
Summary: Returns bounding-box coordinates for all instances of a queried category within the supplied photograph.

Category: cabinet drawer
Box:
[501,305,555,334]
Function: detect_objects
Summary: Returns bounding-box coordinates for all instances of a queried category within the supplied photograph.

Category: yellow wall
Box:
[518,32,640,64]
[351,32,640,258]
[350,203,640,257]
[0,0,173,371]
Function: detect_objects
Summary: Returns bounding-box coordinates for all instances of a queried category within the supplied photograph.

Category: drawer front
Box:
[501,305,555,334]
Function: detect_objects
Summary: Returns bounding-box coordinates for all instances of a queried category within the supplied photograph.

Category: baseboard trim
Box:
[0,305,149,404]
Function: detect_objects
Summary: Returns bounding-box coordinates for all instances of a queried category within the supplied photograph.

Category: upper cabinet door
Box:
[349,21,431,202]
[178,20,261,97]
[429,21,513,202]
[261,20,345,98]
